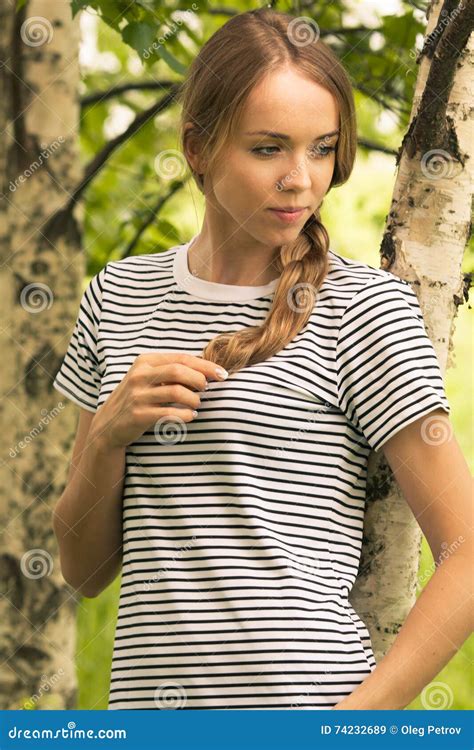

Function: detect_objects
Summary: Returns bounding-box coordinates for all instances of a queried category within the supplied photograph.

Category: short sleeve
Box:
[336,274,451,453]
[52,265,107,413]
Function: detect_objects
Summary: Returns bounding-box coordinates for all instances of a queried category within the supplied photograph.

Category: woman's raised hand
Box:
[89,352,228,450]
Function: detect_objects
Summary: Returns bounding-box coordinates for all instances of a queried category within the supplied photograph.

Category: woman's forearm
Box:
[52,425,126,598]
[333,550,473,709]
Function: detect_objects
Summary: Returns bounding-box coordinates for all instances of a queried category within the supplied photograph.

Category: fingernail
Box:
[192,410,199,417]
[215,367,228,380]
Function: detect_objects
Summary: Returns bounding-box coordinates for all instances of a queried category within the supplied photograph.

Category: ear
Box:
[183,122,208,177]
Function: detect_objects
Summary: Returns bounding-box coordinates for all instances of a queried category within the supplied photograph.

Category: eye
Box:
[252,144,336,159]
[309,144,336,158]
[251,146,280,157]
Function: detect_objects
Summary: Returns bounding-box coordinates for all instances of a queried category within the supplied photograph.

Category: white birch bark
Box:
[0,0,83,709]
[349,1,473,663]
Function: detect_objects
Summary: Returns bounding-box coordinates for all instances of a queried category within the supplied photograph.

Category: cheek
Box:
[322,154,337,181]
[214,155,268,205]
[237,163,278,204]
[232,155,264,189]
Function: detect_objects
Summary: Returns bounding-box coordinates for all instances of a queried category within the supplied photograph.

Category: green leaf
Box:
[71,0,90,16]
[95,0,127,32]
[152,44,187,75]
[122,21,157,58]
[15,0,28,9]
[134,0,159,13]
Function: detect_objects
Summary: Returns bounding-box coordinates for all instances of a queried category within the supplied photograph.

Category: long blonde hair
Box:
[177,8,357,374]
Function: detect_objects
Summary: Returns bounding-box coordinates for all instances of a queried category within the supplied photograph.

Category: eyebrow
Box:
[244,129,339,141]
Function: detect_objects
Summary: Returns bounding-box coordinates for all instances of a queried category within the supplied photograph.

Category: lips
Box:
[268,207,308,224]
[270,207,307,212]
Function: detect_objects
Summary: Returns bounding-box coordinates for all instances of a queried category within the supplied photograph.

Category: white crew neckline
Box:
[173,234,279,302]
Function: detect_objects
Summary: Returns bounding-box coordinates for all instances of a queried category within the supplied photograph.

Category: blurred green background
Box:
[61,1,473,710]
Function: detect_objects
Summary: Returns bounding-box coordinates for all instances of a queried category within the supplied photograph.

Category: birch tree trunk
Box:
[0,0,83,709]
[350,0,473,663]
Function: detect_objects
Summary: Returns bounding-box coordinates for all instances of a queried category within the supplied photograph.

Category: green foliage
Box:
[121,20,156,55]
[407,533,474,710]
[75,577,120,709]
[72,0,201,68]
[72,0,131,30]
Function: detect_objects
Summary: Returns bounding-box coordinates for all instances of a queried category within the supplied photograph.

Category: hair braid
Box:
[201,212,330,374]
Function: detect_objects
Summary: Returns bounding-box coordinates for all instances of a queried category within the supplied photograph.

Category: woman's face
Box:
[206,65,340,248]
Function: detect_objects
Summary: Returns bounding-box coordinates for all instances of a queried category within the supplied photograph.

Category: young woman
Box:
[52,8,472,710]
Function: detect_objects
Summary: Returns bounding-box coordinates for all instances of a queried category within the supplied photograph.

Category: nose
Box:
[279,153,313,192]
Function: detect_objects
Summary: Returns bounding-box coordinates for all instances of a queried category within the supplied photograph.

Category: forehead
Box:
[238,66,339,137]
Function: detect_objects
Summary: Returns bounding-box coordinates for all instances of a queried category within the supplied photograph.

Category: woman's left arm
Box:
[333,407,473,710]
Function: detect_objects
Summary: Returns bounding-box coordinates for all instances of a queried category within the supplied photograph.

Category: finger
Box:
[146,365,206,392]
[143,353,227,381]
[148,384,201,410]
[146,406,198,424]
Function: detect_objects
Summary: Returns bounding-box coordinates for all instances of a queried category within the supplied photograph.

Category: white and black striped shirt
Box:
[53,235,450,709]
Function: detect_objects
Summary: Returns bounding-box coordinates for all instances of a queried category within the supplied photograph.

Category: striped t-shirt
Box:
[52,234,450,710]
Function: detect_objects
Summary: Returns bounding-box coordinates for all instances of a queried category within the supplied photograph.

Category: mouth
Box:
[269,206,308,212]
[267,207,308,223]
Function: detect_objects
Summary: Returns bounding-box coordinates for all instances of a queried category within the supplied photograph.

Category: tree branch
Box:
[319,26,382,37]
[206,6,238,15]
[67,84,182,208]
[405,0,429,12]
[120,178,187,259]
[81,80,176,108]
[353,81,411,118]
[358,138,398,157]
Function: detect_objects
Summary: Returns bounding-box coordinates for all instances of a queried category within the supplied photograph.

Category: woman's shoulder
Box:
[89,242,185,300]
[323,247,413,309]
[104,241,182,277]
[326,246,409,286]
